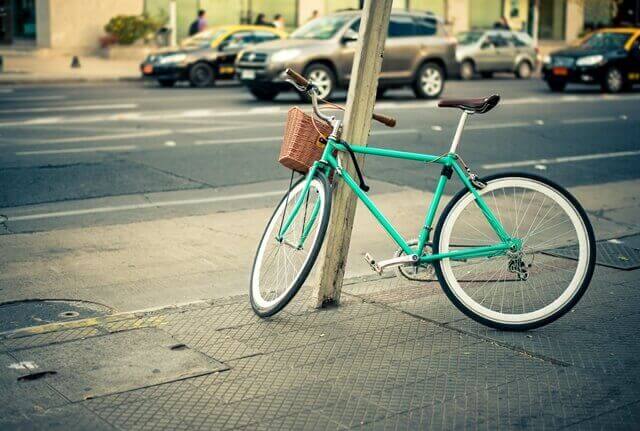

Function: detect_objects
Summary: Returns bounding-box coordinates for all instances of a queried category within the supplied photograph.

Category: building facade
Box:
[0,0,637,52]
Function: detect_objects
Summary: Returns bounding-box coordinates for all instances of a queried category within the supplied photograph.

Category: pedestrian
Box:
[306,10,319,22]
[254,13,270,27]
[493,16,510,30]
[273,14,285,30]
[189,9,207,36]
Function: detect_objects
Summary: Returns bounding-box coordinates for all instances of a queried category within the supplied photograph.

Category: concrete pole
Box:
[312,0,394,307]
[169,0,178,47]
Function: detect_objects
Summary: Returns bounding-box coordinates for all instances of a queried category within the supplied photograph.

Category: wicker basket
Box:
[279,107,332,173]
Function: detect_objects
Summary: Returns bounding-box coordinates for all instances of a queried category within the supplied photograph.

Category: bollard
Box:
[71,56,81,68]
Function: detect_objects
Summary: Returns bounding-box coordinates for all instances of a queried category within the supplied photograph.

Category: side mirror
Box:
[342,29,358,44]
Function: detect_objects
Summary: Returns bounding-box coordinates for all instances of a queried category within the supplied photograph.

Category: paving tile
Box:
[2,327,103,351]
[0,403,116,431]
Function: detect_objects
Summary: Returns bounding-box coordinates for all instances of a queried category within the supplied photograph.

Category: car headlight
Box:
[271,49,302,63]
[542,55,551,64]
[576,55,604,67]
[159,53,187,64]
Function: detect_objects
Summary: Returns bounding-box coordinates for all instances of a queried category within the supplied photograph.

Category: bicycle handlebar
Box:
[284,68,396,128]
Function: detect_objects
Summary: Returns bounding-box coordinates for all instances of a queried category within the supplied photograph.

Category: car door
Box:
[381,15,419,80]
[336,18,359,81]
[627,35,640,83]
[474,33,499,72]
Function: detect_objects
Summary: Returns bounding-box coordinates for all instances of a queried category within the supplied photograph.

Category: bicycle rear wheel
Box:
[434,173,596,330]
[250,172,331,317]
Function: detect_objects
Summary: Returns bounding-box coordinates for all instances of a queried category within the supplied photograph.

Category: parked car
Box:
[456,29,538,80]
[140,25,287,87]
[542,28,640,93]
[235,10,457,101]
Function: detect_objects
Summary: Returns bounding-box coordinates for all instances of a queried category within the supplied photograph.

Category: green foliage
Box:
[104,14,164,45]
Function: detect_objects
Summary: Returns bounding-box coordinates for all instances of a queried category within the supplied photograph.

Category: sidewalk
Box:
[0,52,141,85]
[1,261,639,430]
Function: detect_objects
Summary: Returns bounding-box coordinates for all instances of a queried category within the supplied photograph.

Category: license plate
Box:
[552,67,568,76]
[219,65,234,74]
[142,64,153,75]
[241,69,256,80]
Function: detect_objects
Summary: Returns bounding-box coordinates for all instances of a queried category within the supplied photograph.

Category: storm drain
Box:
[0,299,112,332]
[546,240,640,270]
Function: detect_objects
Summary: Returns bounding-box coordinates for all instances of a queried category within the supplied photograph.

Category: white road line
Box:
[0,103,137,115]
[467,121,531,130]
[0,89,13,93]
[23,130,173,145]
[482,150,640,170]
[560,116,620,125]
[16,145,137,156]
[0,95,66,102]
[6,190,285,221]
[194,129,418,145]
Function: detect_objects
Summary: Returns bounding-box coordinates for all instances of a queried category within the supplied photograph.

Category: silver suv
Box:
[236,10,458,101]
[456,30,538,80]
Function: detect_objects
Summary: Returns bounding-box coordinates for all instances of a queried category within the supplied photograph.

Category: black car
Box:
[140,26,286,88]
[542,28,640,93]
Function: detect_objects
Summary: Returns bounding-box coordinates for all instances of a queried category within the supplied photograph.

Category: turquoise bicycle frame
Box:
[278,137,518,264]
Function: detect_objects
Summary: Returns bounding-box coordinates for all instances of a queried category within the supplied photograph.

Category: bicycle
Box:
[250,68,596,331]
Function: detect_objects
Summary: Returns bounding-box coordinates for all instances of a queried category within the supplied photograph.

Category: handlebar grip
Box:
[372,112,396,128]
[285,68,309,87]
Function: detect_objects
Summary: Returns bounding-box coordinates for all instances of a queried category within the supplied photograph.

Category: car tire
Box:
[158,79,176,88]
[460,60,475,80]
[547,79,567,92]
[601,66,625,93]
[300,63,336,102]
[413,62,445,99]
[515,60,533,79]
[480,71,493,79]
[249,87,280,101]
[189,62,215,88]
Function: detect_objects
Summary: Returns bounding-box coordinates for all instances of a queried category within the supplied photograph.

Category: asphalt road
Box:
[0,78,639,233]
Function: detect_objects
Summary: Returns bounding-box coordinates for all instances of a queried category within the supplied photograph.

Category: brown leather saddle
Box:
[437,94,500,114]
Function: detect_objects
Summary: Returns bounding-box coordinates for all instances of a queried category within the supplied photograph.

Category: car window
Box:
[253,31,280,43]
[457,31,484,45]
[414,17,437,36]
[224,31,254,48]
[350,18,360,33]
[487,35,509,48]
[290,15,351,40]
[388,15,416,38]
[510,34,528,47]
[582,32,631,50]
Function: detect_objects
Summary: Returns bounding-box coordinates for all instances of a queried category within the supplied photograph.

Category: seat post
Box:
[449,110,472,154]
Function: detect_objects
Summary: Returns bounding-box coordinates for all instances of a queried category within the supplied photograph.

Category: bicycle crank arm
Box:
[365,253,418,275]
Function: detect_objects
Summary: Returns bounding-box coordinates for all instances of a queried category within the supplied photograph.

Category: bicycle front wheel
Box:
[434,173,595,330]
[250,172,331,317]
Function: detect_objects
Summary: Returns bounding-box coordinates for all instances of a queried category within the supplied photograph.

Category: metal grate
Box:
[547,240,640,270]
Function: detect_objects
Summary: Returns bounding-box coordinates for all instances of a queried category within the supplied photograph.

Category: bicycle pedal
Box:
[364,253,383,275]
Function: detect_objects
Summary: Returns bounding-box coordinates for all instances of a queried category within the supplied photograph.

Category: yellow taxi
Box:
[542,28,640,93]
[141,25,287,88]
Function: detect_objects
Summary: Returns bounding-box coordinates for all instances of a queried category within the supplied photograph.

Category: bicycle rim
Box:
[436,175,593,327]
[251,175,329,314]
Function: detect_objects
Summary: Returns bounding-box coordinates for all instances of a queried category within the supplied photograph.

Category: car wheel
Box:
[602,66,624,93]
[189,62,215,88]
[460,60,475,80]
[301,63,336,101]
[547,79,567,92]
[515,60,533,79]
[480,71,493,79]
[413,62,445,99]
[158,79,176,88]
[249,87,280,101]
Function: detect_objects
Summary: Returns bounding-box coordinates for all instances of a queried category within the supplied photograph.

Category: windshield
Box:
[456,31,483,45]
[582,32,631,50]
[182,29,228,48]
[290,15,350,40]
